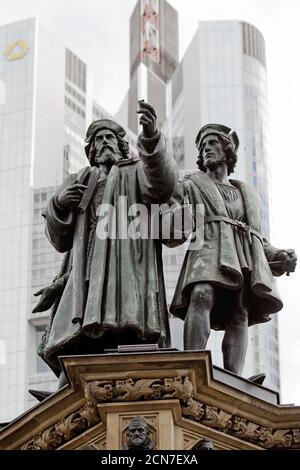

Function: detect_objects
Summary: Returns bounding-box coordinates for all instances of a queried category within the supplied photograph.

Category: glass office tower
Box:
[0,18,136,421]
[121,0,179,134]
[0,9,280,423]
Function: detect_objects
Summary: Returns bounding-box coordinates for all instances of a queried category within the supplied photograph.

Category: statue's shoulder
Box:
[230,179,261,202]
[178,172,193,184]
[179,170,205,184]
[230,178,258,193]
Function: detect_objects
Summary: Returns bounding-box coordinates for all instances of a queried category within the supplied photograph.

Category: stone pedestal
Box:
[0,351,299,450]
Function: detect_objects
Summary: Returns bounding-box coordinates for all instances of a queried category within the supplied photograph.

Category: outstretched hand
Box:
[271,249,297,276]
[32,285,57,313]
[137,100,157,138]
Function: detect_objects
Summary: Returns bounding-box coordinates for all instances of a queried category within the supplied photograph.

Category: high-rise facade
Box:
[164,20,280,391]
[0,4,280,423]
[0,18,68,421]
[118,0,179,134]
[0,18,137,422]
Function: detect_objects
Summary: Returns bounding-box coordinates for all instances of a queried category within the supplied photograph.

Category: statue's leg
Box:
[184,283,215,350]
[222,298,248,375]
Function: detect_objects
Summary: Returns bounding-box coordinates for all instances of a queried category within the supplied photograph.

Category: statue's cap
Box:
[128,416,148,428]
[195,124,239,152]
[85,119,126,157]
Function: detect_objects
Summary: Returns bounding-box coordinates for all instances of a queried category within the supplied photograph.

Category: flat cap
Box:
[128,416,148,428]
[85,119,126,157]
[195,123,239,152]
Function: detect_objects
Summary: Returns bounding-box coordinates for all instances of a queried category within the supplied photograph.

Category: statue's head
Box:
[85,119,129,168]
[125,416,154,450]
[192,438,214,450]
[195,124,239,175]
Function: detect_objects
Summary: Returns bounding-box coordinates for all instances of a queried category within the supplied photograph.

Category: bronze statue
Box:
[33,101,176,387]
[123,416,155,450]
[167,124,297,375]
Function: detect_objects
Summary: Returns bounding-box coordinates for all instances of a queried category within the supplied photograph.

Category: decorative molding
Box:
[85,376,300,450]
[92,437,106,450]
[183,432,200,450]
[84,376,193,403]
[20,375,300,450]
[21,400,100,450]
[182,401,299,449]
[181,397,204,421]
[79,429,106,450]
[202,405,232,432]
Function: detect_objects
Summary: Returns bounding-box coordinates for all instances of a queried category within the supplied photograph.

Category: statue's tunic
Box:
[168,171,283,329]
[40,134,176,375]
[216,183,252,272]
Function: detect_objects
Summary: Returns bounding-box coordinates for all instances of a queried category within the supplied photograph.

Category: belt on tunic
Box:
[204,215,263,245]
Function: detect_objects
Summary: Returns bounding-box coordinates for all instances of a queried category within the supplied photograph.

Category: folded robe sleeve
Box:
[44,174,77,253]
[137,131,177,204]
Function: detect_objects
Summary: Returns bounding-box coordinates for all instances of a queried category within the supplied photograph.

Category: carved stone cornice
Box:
[21,400,100,450]
[84,376,300,450]
[84,376,193,403]
[184,403,300,449]
[13,351,300,450]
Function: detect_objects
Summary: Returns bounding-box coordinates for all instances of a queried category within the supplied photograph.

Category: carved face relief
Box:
[127,423,149,447]
[200,134,226,170]
[192,438,214,450]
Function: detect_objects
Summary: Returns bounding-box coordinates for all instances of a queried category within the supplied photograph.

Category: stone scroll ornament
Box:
[21,376,300,450]
[84,376,300,450]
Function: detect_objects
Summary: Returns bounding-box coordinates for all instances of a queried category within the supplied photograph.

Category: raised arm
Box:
[136,101,177,204]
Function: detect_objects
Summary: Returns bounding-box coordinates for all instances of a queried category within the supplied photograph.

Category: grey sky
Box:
[1,0,300,404]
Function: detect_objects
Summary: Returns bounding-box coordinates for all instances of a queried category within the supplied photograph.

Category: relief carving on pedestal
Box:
[20,375,300,450]
[21,400,100,450]
[123,416,156,450]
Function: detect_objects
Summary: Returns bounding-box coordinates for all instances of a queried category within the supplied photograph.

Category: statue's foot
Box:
[28,389,52,402]
[248,373,266,385]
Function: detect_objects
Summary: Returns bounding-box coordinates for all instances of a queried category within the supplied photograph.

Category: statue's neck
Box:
[98,163,114,176]
[206,164,230,184]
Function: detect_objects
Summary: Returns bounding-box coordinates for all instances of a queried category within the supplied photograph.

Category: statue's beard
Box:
[93,146,121,168]
[127,434,148,448]
[203,155,227,172]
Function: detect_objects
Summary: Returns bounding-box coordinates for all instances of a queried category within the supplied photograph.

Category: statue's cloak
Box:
[40,135,176,375]
[168,171,283,329]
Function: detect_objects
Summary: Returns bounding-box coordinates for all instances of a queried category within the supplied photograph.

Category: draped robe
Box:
[39,134,176,375]
[167,171,283,329]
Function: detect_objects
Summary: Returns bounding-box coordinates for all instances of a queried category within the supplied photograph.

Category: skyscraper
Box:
[0,18,137,422]
[0,18,67,421]
[119,0,179,134]
[0,3,281,424]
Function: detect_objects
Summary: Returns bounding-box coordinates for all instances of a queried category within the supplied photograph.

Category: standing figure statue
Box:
[167,124,297,375]
[33,101,176,386]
